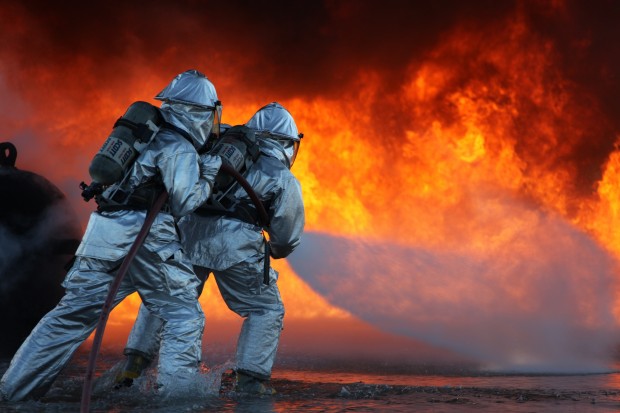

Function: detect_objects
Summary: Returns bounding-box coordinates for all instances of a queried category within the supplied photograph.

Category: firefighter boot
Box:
[114,354,151,389]
[234,370,276,395]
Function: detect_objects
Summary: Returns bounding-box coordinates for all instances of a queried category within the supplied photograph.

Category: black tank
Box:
[0,142,81,357]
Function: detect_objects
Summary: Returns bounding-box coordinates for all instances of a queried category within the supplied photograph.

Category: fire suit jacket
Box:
[178,150,305,271]
[75,128,221,262]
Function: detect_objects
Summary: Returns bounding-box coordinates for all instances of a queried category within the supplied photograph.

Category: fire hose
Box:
[218,164,271,285]
[80,163,268,412]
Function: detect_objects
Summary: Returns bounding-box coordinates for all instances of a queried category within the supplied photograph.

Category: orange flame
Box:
[3,3,620,352]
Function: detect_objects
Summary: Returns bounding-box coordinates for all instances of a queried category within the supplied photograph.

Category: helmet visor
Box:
[289,139,300,167]
[211,103,222,139]
[273,137,300,168]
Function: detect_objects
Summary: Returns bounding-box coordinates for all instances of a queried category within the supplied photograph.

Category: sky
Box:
[3,0,620,371]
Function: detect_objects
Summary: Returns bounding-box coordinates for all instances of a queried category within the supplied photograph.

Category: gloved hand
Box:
[198,153,222,182]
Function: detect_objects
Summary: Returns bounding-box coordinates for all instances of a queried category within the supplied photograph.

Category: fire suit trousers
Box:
[0,247,204,401]
[125,257,284,380]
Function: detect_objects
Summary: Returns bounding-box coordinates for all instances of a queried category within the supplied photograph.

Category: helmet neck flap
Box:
[246,102,301,168]
[155,70,222,150]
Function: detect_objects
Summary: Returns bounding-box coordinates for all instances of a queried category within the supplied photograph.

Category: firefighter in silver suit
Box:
[0,70,223,401]
[119,102,305,395]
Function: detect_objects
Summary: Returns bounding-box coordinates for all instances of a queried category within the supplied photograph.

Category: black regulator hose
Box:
[219,163,269,227]
[219,163,272,285]
[81,163,271,412]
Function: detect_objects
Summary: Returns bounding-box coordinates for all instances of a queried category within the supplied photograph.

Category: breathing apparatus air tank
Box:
[209,125,260,198]
[88,101,163,186]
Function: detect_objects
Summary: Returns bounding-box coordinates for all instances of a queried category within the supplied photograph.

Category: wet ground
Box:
[2,353,620,412]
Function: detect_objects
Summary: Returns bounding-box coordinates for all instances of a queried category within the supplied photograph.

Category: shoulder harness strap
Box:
[160,120,195,147]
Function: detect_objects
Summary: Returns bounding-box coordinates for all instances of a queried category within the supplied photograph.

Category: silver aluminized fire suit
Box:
[0,70,223,401]
[124,102,305,381]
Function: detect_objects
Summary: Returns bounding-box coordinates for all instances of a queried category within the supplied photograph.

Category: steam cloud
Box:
[0,201,77,288]
[289,198,620,373]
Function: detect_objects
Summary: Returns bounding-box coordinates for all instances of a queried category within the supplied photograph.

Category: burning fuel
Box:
[1,0,620,373]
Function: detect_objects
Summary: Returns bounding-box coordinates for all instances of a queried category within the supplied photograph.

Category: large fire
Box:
[2,1,620,368]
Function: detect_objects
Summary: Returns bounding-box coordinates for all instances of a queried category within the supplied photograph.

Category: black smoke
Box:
[1,0,619,194]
